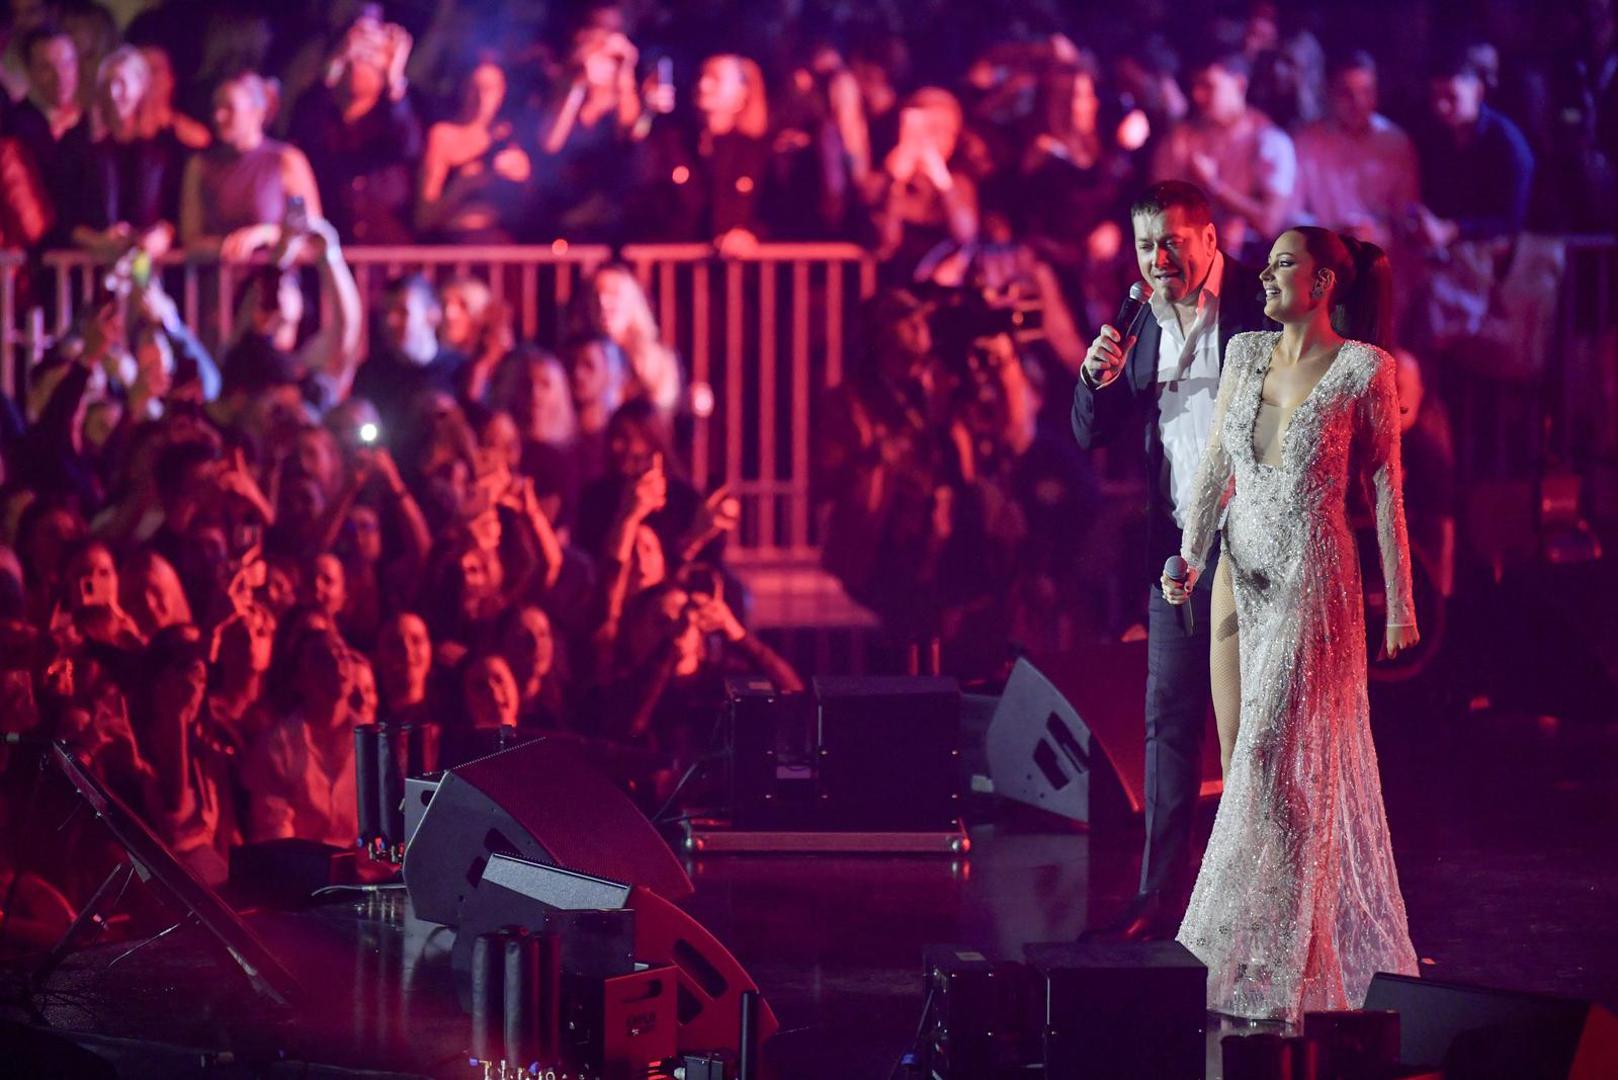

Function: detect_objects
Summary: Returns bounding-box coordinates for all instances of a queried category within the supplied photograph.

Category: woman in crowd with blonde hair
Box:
[576,264,683,416]
[64,45,187,259]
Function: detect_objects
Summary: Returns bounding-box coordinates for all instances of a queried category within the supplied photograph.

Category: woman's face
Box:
[483,410,523,466]
[606,420,655,477]
[570,342,614,406]
[70,545,118,610]
[134,555,189,631]
[212,79,265,148]
[697,56,747,118]
[593,271,636,340]
[346,654,378,726]
[1259,230,1323,324]
[376,613,431,700]
[502,606,555,686]
[464,656,519,729]
[349,505,383,563]
[105,58,148,127]
[1070,72,1099,135]
[627,524,666,595]
[439,283,485,351]
[309,553,347,618]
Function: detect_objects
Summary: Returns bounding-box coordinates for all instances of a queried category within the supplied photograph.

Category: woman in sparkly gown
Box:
[1163,227,1420,1021]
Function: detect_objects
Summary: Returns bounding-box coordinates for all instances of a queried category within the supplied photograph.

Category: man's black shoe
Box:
[1078,891,1180,942]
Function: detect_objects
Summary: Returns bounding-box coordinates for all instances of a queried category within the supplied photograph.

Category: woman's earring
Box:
[1311,283,1325,300]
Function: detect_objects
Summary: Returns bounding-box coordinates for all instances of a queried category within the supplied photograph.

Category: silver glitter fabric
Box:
[1175,331,1419,1021]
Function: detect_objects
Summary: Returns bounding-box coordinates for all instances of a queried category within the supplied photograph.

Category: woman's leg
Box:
[1210,555,1241,778]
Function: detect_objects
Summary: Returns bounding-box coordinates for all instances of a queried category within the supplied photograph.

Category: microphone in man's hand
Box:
[1164,555,1195,635]
[1113,281,1153,355]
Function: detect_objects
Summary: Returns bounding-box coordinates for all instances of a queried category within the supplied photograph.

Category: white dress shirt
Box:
[1151,251,1226,528]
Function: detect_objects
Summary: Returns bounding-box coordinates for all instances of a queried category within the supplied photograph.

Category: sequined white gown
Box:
[1176,331,1419,1021]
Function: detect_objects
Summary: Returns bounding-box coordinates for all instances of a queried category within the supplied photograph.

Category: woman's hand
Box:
[1382,623,1419,660]
[1161,564,1199,605]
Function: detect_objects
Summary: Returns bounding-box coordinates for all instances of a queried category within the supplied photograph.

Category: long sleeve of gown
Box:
[1361,349,1416,629]
[1179,336,1245,574]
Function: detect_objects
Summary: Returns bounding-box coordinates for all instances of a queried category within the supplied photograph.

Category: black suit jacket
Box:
[1070,255,1273,581]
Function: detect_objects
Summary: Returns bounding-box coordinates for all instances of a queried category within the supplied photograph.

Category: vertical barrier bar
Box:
[55,262,73,334]
[183,262,199,329]
[659,259,678,352]
[825,260,844,388]
[858,255,876,299]
[758,259,778,553]
[521,262,539,342]
[791,260,811,554]
[692,260,712,491]
[725,259,744,506]
[217,263,234,346]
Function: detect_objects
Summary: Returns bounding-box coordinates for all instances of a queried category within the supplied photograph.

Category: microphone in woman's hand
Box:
[1164,555,1195,635]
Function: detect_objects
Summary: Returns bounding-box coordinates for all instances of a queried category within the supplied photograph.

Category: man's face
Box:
[212,79,266,148]
[1190,63,1245,125]
[28,34,78,110]
[1132,207,1218,305]
[1430,73,1483,129]
[384,289,440,365]
[1330,67,1378,132]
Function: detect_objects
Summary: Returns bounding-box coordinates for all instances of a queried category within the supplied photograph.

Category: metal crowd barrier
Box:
[18,243,878,562]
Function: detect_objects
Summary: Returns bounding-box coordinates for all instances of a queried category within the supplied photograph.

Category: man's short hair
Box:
[1188,47,1250,81]
[1427,44,1485,82]
[20,24,73,62]
[384,273,439,309]
[1329,49,1378,81]
[1130,181,1214,228]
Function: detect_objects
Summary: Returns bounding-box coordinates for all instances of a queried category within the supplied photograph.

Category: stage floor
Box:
[8,703,1617,1078]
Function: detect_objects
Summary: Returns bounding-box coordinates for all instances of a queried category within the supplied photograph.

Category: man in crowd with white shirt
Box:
[1151,49,1296,265]
[1294,50,1420,251]
[1070,181,1272,941]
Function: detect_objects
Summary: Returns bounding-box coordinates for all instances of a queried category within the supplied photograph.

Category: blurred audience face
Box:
[28,32,78,110]
[569,339,626,413]
[501,606,555,689]
[384,285,442,365]
[439,279,491,352]
[262,559,299,617]
[68,543,118,611]
[346,652,378,726]
[308,553,347,618]
[212,75,268,150]
[606,413,658,477]
[376,613,431,704]
[1329,65,1378,133]
[464,655,519,728]
[101,49,149,133]
[1190,62,1247,125]
[504,355,575,443]
[297,633,354,723]
[349,506,383,564]
[482,411,522,469]
[1429,72,1484,129]
[592,269,639,341]
[627,524,666,595]
[697,55,748,120]
[1131,204,1218,305]
[458,546,501,616]
[294,427,341,493]
[123,552,191,635]
[626,587,703,677]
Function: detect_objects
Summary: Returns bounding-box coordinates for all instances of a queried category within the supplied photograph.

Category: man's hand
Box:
[1082,323,1128,388]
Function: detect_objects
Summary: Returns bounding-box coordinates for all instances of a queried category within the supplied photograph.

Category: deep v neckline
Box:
[1250,339,1346,466]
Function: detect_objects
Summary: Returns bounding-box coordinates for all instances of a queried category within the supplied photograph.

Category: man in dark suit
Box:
[1071,180,1271,940]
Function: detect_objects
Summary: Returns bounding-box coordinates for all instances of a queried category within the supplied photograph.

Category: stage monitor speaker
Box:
[1364,972,1618,1079]
[1026,940,1206,1080]
[403,739,692,926]
[1021,645,1222,816]
[814,676,962,829]
[444,850,779,1058]
[988,658,1105,823]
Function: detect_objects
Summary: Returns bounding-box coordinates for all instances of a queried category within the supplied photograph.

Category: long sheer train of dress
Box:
[1175,330,1419,1021]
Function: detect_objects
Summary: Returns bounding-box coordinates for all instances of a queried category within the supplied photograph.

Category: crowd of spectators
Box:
[0,0,1611,919]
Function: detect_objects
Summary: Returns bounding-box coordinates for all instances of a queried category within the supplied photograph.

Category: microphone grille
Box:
[1129,281,1152,302]
[1164,555,1188,578]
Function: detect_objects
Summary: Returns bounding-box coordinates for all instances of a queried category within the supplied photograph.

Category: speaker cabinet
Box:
[403,739,692,926]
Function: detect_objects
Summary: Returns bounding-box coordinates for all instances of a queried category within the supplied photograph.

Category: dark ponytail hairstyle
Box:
[1292,226,1393,349]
